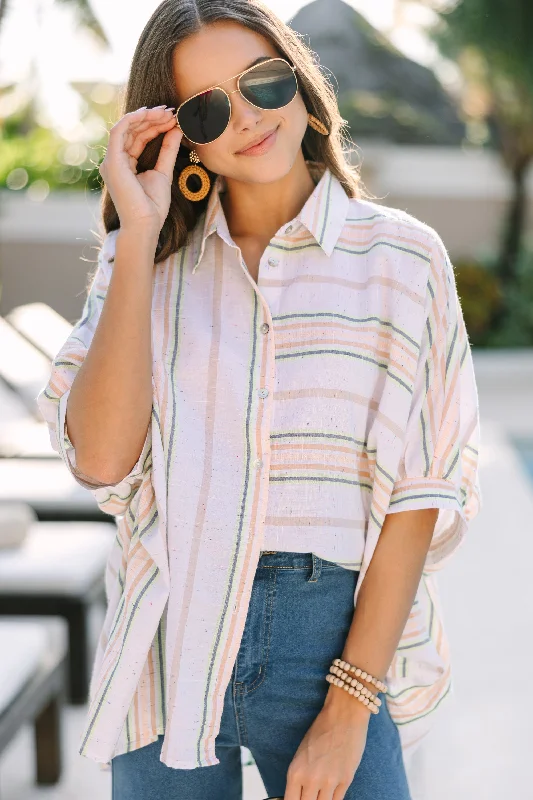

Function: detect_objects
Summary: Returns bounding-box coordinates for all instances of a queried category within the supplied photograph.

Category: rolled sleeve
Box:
[387,232,482,570]
[36,228,152,516]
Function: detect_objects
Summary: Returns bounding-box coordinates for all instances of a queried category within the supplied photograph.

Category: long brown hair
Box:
[100,0,370,263]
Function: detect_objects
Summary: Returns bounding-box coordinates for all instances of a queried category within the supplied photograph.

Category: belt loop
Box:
[307,553,322,582]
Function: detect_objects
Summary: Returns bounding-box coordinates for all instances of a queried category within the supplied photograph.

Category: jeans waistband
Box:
[258,550,326,582]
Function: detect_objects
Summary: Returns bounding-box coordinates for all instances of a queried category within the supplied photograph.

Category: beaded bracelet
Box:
[325,673,380,714]
[332,658,387,694]
[329,665,382,707]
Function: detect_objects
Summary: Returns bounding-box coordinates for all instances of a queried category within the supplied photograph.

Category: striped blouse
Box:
[37,163,481,769]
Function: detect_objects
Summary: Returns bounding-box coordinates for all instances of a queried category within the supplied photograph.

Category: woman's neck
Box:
[220,152,319,243]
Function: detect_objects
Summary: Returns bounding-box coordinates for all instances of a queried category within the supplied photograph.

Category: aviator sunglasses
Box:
[174,57,298,145]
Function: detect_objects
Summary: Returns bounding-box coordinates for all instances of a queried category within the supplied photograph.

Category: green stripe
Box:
[275,349,414,393]
[334,240,431,263]
[272,311,420,350]
[392,680,452,725]
[318,169,333,245]
[196,291,261,766]
[80,566,159,753]
[390,492,457,506]
[270,430,373,451]
[270,475,372,490]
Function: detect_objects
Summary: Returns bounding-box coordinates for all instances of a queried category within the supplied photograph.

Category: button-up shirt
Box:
[37,164,481,769]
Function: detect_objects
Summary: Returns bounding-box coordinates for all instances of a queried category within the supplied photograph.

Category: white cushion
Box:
[0,617,68,715]
[0,521,116,595]
[0,502,37,549]
[0,459,97,506]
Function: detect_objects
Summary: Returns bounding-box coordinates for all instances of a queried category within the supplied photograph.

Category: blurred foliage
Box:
[454,259,503,344]
[0,108,103,193]
[424,0,533,283]
[484,249,533,347]
[455,249,533,347]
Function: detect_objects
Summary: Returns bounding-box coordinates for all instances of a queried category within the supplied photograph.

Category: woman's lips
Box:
[236,126,279,156]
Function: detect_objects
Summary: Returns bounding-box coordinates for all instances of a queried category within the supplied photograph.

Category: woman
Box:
[37,2,481,798]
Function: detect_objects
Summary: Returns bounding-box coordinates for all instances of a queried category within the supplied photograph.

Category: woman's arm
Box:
[322,506,439,723]
[284,508,439,800]
[66,226,158,485]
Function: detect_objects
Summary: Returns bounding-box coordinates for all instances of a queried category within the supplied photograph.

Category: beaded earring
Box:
[178,149,211,201]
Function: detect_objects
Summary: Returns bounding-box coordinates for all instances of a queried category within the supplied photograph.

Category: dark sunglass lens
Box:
[177,88,230,144]
[240,60,297,110]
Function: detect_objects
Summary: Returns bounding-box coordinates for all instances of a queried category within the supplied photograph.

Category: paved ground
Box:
[2,351,532,798]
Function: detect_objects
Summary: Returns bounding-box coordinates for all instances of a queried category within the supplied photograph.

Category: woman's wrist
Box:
[322,683,373,725]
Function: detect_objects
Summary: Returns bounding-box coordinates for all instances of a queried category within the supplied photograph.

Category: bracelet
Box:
[329,665,382,707]
[332,658,387,694]
[325,673,380,714]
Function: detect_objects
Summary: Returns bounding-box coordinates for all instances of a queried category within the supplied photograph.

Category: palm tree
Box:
[0,0,109,46]
[422,0,533,283]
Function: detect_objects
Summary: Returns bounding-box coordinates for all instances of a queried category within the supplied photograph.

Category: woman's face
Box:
[171,21,309,185]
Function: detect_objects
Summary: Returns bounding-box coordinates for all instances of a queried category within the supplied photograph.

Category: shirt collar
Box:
[192,164,350,274]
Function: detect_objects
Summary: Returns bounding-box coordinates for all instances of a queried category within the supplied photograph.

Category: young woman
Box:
[37,2,481,798]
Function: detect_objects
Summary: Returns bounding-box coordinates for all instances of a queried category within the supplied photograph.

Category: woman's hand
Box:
[284,692,371,800]
[99,105,184,234]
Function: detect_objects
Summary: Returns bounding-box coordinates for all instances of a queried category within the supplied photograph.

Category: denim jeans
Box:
[112,550,411,800]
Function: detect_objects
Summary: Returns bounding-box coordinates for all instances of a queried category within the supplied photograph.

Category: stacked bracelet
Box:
[332,658,387,694]
[325,673,380,714]
[329,665,381,708]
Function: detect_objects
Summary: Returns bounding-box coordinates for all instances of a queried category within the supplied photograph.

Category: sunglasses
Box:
[174,57,298,145]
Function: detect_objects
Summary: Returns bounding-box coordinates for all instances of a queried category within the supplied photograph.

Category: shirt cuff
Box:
[387,475,480,571]
[57,389,148,491]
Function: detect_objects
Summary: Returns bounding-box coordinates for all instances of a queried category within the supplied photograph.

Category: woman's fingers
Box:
[126,114,177,161]
[125,107,176,136]
[106,106,175,162]
[153,124,184,183]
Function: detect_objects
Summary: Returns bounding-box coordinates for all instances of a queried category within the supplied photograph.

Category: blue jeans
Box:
[112,550,411,799]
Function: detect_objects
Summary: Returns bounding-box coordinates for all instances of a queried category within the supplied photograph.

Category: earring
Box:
[307,113,329,136]
[178,150,211,201]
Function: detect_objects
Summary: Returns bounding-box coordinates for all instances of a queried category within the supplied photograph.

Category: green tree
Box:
[423,0,533,283]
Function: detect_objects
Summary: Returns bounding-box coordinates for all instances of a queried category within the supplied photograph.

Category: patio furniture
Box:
[0,505,115,704]
[0,313,107,521]
[0,455,107,521]
[0,616,68,790]
[0,316,51,417]
[6,302,73,362]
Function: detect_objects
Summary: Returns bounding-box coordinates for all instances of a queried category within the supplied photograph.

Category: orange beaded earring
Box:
[178,149,211,201]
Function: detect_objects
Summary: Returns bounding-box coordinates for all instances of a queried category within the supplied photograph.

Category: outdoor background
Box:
[0,0,532,798]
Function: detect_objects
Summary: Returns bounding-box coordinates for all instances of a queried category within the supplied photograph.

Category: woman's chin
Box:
[237,152,299,185]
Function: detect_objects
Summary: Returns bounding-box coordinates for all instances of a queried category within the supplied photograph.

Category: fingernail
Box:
[166,107,176,112]
[138,106,147,110]
[153,104,167,109]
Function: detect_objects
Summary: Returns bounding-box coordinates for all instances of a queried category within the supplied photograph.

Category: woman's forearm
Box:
[322,507,439,719]
[66,225,158,485]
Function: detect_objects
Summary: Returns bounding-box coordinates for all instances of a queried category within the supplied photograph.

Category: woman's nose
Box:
[228,88,263,128]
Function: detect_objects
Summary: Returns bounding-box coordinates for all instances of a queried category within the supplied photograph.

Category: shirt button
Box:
[253,458,263,469]
[258,387,269,398]
[260,322,270,334]
[285,225,293,234]
[268,257,279,267]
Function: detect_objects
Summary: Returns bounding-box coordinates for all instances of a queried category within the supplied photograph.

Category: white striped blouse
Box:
[37,163,481,769]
